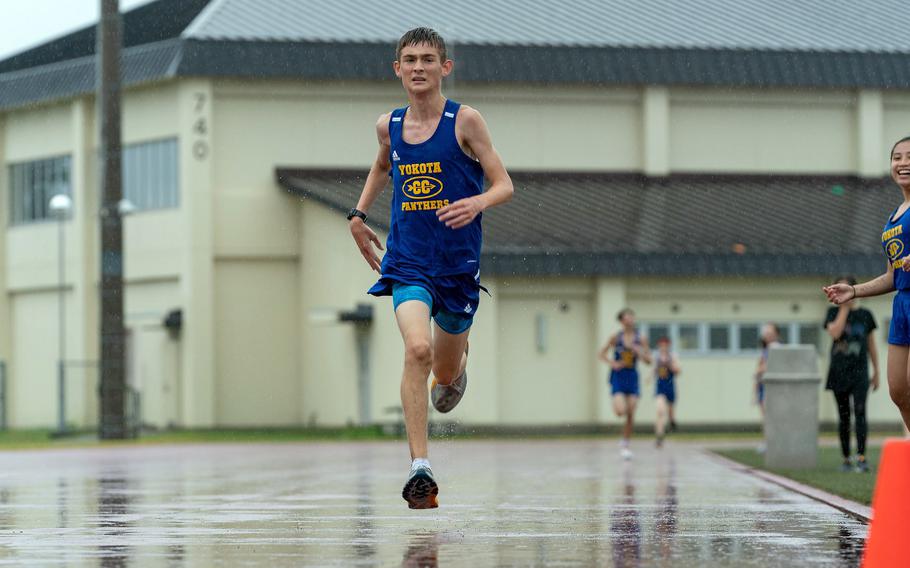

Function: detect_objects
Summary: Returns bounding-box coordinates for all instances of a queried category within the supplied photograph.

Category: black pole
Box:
[97,0,127,439]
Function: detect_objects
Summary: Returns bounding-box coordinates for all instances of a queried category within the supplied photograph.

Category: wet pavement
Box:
[0,439,866,567]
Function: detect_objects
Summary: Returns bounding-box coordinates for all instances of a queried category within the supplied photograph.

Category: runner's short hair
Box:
[396,27,447,61]
[616,308,635,322]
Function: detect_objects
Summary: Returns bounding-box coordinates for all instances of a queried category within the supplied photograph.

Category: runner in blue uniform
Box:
[348,28,513,509]
[825,136,910,432]
[652,337,680,447]
[599,308,652,460]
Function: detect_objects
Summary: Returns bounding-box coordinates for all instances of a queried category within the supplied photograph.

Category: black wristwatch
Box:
[346,208,367,223]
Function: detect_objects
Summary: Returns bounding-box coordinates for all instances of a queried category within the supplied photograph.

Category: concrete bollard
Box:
[763,345,821,469]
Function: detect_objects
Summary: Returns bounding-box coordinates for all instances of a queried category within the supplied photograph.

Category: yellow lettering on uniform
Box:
[400,162,445,176]
[896,259,905,269]
[883,226,904,241]
[442,199,449,206]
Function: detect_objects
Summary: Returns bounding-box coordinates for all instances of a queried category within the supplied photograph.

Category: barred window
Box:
[123,138,179,211]
[709,324,731,351]
[8,155,72,225]
[640,321,820,356]
[737,324,760,352]
[678,324,701,352]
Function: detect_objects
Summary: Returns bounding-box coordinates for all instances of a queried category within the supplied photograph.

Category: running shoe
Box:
[430,372,467,413]
[839,460,853,473]
[621,446,633,460]
[402,464,439,509]
[855,457,870,473]
[430,343,469,414]
[655,435,664,448]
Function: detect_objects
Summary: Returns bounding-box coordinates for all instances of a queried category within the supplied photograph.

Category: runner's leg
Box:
[396,300,433,459]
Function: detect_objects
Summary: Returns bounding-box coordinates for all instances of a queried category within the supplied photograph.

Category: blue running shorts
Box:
[890,291,910,346]
[610,369,640,397]
[656,379,676,404]
[371,274,480,335]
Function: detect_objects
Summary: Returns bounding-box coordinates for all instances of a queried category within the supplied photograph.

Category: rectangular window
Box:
[678,324,701,352]
[122,138,179,211]
[709,324,730,351]
[8,155,72,225]
[798,323,820,350]
[739,324,761,352]
[777,323,791,345]
[647,323,670,348]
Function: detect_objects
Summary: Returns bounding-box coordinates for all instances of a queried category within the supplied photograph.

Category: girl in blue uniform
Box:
[599,308,652,459]
[824,136,910,432]
[348,28,514,509]
[652,337,680,447]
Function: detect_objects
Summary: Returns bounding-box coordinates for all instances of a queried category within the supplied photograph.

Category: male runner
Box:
[598,308,652,460]
[652,337,680,447]
[348,27,513,509]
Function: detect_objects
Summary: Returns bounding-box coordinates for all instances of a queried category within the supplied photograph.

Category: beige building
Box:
[0,0,907,430]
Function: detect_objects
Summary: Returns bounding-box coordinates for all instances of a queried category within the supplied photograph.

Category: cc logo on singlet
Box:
[887,238,904,260]
[402,176,443,200]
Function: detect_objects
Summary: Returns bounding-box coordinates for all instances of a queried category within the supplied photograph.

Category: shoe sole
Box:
[402,472,439,509]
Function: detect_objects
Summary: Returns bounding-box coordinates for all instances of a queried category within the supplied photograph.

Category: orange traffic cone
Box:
[863,439,910,567]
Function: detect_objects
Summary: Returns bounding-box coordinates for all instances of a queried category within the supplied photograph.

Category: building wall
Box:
[669,90,858,174]
[2,76,908,429]
[1,83,187,429]
[213,259,299,426]
[496,279,597,425]
[461,85,643,171]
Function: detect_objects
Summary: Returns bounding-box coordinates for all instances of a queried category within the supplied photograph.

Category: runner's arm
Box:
[437,107,513,229]
[825,262,894,304]
[638,335,653,365]
[598,335,617,364]
[855,263,896,299]
[350,114,392,272]
[670,354,681,375]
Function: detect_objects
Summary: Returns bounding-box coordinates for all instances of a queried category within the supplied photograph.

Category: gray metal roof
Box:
[5,0,910,112]
[0,39,182,111]
[276,169,890,277]
[186,0,910,53]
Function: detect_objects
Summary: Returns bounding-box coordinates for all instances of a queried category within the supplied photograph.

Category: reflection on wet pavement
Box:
[0,440,866,566]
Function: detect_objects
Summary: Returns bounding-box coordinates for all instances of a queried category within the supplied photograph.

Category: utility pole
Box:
[97,0,127,439]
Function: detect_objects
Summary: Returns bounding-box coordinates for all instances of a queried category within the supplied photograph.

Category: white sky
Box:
[0,0,156,60]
